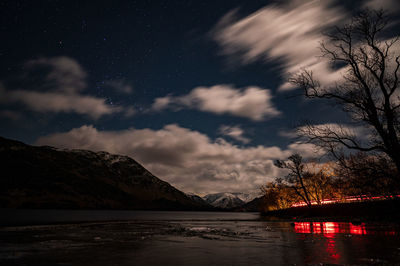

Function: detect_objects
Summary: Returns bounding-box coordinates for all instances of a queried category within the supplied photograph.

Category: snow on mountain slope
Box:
[230,192,258,203]
[202,192,255,209]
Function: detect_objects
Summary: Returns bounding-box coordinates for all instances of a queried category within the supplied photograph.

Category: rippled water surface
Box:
[1,210,400,265]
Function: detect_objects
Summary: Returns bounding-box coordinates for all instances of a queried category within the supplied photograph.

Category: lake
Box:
[1,210,400,265]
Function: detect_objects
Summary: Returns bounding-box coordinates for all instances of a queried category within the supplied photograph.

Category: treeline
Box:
[261,153,399,212]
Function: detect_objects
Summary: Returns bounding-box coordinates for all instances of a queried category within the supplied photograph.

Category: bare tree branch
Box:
[290,10,400,178]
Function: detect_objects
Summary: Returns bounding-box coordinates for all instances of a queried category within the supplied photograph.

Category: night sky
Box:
[1,0,399,195]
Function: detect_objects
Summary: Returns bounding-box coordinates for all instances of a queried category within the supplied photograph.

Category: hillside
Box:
[234,196,265,212]
[186,193,212,208]
[0,136,209,210]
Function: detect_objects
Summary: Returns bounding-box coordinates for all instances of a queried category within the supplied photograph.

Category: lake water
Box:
[1,210,400,265]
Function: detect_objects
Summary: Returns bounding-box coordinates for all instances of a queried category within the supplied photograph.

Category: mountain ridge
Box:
[202,192,256,209]
[0,136,211,210]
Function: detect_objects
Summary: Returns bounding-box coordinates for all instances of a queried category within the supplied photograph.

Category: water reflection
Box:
[325,237,340,261]
[293,222,399,264]
[1,217,400,265]
[349,223,366,235]
[294,222,397,236]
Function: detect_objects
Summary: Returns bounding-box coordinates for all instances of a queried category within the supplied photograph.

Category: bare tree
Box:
[303,162,336,205]
[290,10,400,177]
[275,154,312,207]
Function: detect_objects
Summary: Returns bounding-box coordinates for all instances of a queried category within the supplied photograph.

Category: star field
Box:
[0,0,399,194]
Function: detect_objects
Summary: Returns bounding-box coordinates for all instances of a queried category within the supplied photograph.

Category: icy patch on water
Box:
[187,226,210,232]
[162,222,265,242]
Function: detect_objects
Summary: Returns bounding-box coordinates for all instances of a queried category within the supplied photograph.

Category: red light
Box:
[294,222,311,233]
[323,222,339,235]
[294,222,341,235]
[290,194,400,208]
[313,222,322,234]
[326,238,341,261]
[295,222,397,236]
[349,223,366,235]
[292,221,398,264]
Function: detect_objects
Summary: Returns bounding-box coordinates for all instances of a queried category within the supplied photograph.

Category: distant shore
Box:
[260,198,400,222]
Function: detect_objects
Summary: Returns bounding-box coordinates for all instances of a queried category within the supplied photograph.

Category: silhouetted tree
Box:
[290,10,400,180]
[275,154,312,207]
[334,152,399,197]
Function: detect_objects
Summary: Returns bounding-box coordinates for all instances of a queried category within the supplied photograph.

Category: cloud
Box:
[152,96,172,111]
[36,124,324,195]
[363,0,400,13]
[25,56,87,94]
[278,128,298,139]
[280,123,375,154]
[287,142,325,159]
[0,57,134,119]
[218,125,251,144]
[124,106,136,117]
[212,0,346,91]
[0,86,121,119]
[281,123,372,140]
[152,84,281,121]
[104,79,133,94]
[299,123,372,139]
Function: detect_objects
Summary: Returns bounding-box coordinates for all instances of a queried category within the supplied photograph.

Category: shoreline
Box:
[260,198,400,222]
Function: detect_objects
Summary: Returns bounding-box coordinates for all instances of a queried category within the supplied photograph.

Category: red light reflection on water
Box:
[294,222,342,235]
[349,224,366,235]
[293,222,398,264]
[294,222,396,236]
[295,222,311,233]
[323,222,339,235]
[326,237,340,260]
[295,222,343,261]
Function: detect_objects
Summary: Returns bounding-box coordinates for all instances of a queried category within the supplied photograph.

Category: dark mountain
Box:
[234,196,266,212]
[0,137,210,210]
[185,193,212,208]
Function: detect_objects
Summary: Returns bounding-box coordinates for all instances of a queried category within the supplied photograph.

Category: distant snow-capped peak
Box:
[202,192,256,209]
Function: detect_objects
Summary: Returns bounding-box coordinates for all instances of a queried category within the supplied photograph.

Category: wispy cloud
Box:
[218,125,251,144]
[363,0,400,13]
[0,86,121,119]
[36,124,324,194]
[152,84,281,121]
[212,0,346,91]
[280,123,372,139]
[279,122,374,154]
[25,56,87,94]
[0,56,134,119]
[104,79,133,94]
